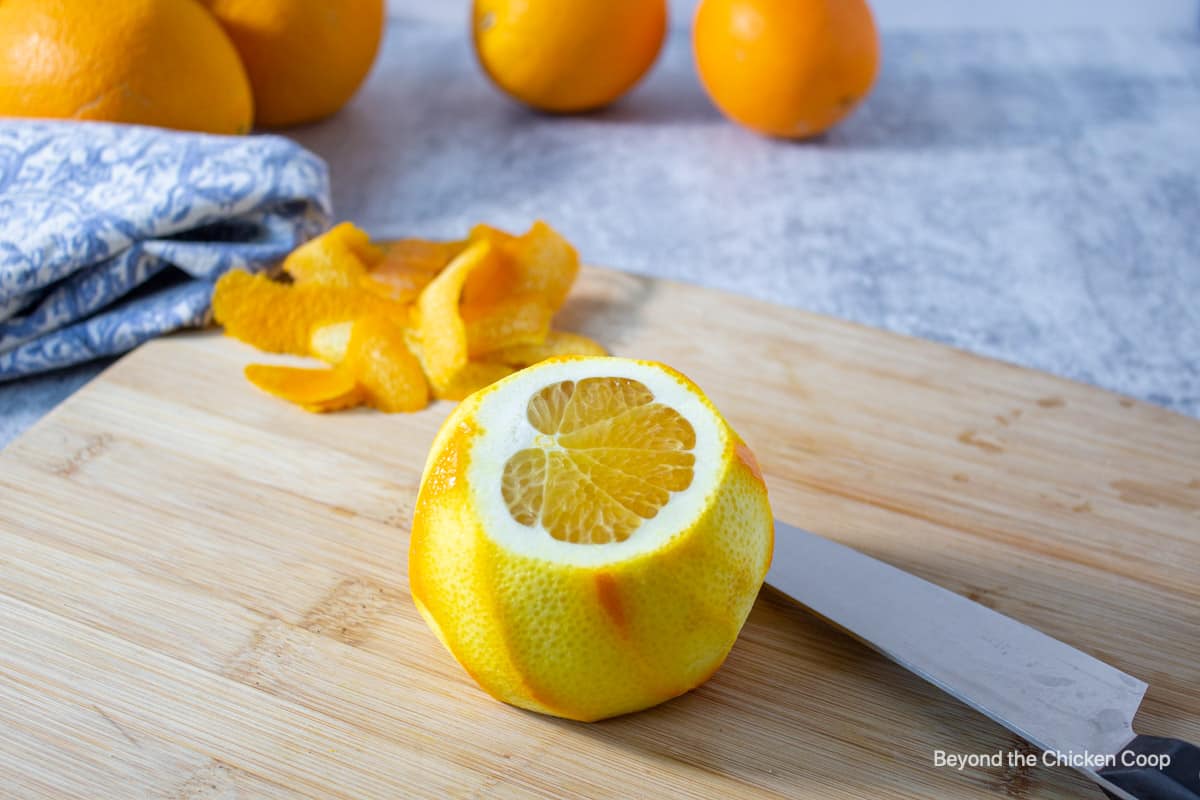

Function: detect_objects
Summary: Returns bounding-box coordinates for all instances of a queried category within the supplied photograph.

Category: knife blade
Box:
[766,520,1200,800]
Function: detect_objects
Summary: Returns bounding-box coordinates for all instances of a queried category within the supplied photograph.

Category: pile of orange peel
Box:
[212,221,606,413]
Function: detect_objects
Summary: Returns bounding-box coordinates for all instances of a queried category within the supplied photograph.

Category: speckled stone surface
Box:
[2,23,1198,448]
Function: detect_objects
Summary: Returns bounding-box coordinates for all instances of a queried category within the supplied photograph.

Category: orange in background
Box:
[473,0,667,113]
[693,0,879,139]
[0,0,252,134]
[201,0,384,128]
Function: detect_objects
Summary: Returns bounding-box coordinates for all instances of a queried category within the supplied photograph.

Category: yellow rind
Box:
[408,358,773,721]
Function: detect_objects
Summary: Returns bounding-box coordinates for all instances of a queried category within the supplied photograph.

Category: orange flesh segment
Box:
[501,377,696,544]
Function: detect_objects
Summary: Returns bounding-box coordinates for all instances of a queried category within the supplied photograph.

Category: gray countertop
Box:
[2,21,1198,448]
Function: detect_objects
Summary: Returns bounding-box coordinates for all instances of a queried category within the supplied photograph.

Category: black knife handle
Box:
[1099,735,1200,800]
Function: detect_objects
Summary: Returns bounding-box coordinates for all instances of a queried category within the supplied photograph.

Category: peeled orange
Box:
[472,0,667,113]
[693,0,879,139]
[409,356,774,721]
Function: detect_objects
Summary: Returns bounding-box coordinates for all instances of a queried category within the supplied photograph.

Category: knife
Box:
[766,521,1200,800]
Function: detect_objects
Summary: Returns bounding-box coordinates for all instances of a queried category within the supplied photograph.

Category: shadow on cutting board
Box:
[526,539,1179,800]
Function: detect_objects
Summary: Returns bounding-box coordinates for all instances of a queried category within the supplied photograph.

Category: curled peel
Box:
[216,220,600,414]
[310,321,354,364]
[414,239,499,396]
[288,223,448,305]
[344,317,430,413]
[461,242,518,311]
[309,316,429,411]
[467,223,518,251]
[505,221,579,310]
[284,221,382,288]
[463,293,553,357]
[414,222,580,390]
[385,237,467,272]
[370,237,467,302]
[213,271,330,355]
[243,364,364,413]
[213,270,408,356]
[432,361,515,402]
[489,330,608,368]
[303,389,367,413]
[463,222,578,311]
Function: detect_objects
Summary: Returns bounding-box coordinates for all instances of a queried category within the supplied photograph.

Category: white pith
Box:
[468,358,728,567]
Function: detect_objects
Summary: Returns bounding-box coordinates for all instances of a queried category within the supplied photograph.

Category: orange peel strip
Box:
[464,221,579,312]
[468,223,517,247]
[413,238,502,396]
[310,321,355,364]
[221,221,598,414]
[213,271,318,355]
[243,363,363,413]
[345,316,430,413]
[213,270,410,356]
[460,242,518,312]
[362,237,467,304]
[489,330,608,368]
[376,237,467,278]
[506,221,579,311]
[464,293,553,358]
[283,222,381,288]
[302,388,366,414]
[432,361,515,402]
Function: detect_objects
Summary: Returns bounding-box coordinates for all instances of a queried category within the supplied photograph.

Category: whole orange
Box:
[693,0,879,139]
[473,0,667,113]
[0,0,252,134]
[201,0,384,128]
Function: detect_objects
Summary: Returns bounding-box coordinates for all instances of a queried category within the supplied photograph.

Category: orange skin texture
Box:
[693,0,879,139]
[408,358,775,722]
[473,0,667,113]
[0,0,252,134]
[201,0,384,128]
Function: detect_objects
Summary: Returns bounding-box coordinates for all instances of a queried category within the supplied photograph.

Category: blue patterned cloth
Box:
[0,121,331,381]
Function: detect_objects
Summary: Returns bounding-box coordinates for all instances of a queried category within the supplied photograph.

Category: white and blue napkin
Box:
[0,120,331,381]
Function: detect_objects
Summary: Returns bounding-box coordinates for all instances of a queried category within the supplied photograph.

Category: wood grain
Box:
[1,266,1197,799]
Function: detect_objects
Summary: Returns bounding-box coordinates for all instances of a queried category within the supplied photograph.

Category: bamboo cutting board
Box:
[1,265,1198,799]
